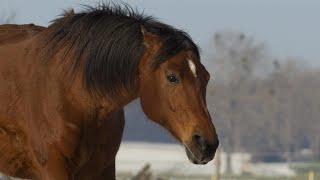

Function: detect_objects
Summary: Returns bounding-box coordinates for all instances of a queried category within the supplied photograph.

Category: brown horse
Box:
[0,4,219,180]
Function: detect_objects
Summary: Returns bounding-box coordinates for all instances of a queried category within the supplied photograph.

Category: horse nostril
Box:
[192,134,219,155]
[191,134,219,162]
[193,134,201,141]
[192,134,206,151]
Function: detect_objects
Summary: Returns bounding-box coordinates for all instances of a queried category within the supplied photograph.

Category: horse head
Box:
[138,27,219,164]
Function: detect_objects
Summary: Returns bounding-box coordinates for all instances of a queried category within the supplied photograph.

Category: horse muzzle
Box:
[184,134,219,164]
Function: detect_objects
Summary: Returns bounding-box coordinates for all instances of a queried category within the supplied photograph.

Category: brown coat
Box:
[0,24,124,179]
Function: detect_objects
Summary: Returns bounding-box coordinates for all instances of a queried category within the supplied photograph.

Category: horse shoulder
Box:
[72,108,125,179]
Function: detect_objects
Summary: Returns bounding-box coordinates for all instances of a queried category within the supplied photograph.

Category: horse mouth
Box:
[184,145,214,165]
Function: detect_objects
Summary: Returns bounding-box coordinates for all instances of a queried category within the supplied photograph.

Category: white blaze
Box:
[188,59,197,77]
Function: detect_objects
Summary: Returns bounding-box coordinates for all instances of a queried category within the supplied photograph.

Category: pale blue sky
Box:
[2,0,320,65]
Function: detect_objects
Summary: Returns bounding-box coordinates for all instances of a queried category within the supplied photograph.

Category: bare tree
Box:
[207,31,272,173]
[206,30,320,173]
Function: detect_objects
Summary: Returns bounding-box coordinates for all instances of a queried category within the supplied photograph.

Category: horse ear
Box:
[141,26,159,48]
[64,9,75,17]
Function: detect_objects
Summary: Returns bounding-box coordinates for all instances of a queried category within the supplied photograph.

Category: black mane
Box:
[44,3,200,98]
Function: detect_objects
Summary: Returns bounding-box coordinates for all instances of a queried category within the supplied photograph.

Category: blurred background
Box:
[1,0,319,179]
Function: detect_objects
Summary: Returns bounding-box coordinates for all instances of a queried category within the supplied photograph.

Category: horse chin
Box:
[184,145,211,165]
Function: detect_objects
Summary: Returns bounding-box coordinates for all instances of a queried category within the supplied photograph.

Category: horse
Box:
[0,4,219,180]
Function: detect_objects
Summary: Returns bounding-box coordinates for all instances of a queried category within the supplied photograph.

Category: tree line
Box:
[205,31,320,164]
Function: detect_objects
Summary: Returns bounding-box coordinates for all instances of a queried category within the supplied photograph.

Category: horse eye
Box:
[166,74,179,84]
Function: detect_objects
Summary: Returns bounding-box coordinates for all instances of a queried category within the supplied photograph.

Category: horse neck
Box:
[35,34,140,121]
[98,89,139,116]
[57,68,139,122]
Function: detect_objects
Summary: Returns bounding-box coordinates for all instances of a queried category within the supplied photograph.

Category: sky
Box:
[1,0,320,66]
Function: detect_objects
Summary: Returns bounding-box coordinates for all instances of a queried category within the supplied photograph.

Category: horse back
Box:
[0,24,45,45]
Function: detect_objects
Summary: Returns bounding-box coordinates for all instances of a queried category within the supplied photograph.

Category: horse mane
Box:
[43,3,200,98]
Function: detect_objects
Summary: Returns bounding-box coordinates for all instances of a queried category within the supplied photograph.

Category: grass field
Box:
[1,162,319,179]
[117,162,320,180]
[117,174,320,180]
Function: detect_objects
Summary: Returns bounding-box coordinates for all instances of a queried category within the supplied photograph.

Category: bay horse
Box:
[0,4,219,180]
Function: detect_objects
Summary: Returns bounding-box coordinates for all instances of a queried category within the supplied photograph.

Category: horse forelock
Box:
[42,2,200,99]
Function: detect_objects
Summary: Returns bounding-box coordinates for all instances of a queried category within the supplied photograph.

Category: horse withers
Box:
[0,4,219,180]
